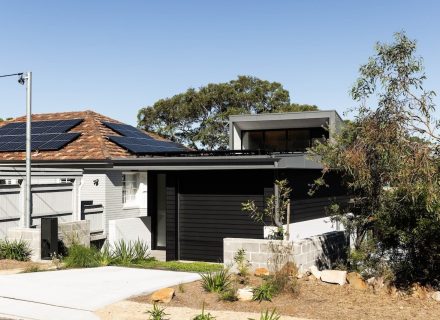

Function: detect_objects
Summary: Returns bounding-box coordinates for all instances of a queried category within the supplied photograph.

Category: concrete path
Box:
[0,266,200,320]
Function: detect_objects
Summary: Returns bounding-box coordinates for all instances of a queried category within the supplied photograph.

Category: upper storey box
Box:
[229,110,343,152]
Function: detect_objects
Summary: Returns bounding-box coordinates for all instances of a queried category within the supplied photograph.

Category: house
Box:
[0,110,347,262]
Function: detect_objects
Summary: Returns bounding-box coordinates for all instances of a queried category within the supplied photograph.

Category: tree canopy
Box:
[310,32,440,286]
[137,76,318,150]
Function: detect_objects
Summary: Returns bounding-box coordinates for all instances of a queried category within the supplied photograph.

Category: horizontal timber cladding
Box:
[175,170,274,262]
[163,169,347,262]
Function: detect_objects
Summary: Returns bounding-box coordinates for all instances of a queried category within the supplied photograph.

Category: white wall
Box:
[80,170,148,236]
[108,217,152,249]
[264,217,341,241]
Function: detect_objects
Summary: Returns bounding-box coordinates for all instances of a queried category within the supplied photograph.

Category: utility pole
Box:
[24,72,32,228]
[0,72,32,227]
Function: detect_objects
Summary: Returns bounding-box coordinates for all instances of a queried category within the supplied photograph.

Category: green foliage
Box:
[233,248,250,280]
[146,303,169,320]
[0,239,32,261]
[64,244,100,268]
[192,303,216,320]
[248,309,281,320]
[252,282,276,302]
[200,269,232,293]
[218,286,238,302]
[99,243,113,266]
[138,75,318,150]
[309,32,440,286]
[135,260,222,273]
[112,239,150,265]
[242,179,291,239]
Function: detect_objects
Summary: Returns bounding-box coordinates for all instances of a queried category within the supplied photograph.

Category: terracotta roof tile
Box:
[0,110,178,161]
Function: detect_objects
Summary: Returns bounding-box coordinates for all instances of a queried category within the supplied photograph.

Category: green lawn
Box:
[130,259,223,273]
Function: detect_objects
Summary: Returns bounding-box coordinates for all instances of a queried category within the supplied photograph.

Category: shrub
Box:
[133,239,150,261]
[218,286,238,302]
[249,309,281,320]
[200,269,231,293]
[112,239,150,265]
[252,282,276,302]
[0,239,32,261]
[233,248,250,284]
[147,303,169,320]
[99,243,113,266]
[267,262,300,296]
[192,303,216,320]
[64,244,100,268]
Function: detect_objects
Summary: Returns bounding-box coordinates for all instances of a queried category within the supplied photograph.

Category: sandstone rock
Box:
[346,272,367,290]
[237,287,253,301]
[320,270,347,286]
[310,265,322,279]
[254,267,270,277]
[431,291,440,302]
[151,288,175,303]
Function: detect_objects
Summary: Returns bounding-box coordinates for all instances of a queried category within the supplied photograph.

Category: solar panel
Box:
[102,121,186,154]
[102,122,153,139]
[0,119,83,152]
[0,119,82,136]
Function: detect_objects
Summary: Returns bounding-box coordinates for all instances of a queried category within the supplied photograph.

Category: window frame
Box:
[122,172,139,206]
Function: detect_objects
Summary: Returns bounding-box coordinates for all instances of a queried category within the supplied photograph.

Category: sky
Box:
[0,0,439,125]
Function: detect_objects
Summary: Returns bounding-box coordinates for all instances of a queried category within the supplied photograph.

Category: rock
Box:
[320,270,347,286]
[237,287,253,301]
[151,288,175,303]
[367,276,385,291]
[310,266,322,279]
[254,267,270,277]
[308,274,318,281]
[431,291,440,302]
[346,272,367,290]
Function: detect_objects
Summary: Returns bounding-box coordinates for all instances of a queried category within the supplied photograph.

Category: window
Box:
[241,128,327,152]
[58,178,75,184]
[0,179,15,185]
[242,131,264,150]
[122,173,138,205]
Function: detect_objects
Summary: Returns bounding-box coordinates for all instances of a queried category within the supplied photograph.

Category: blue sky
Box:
[0,0,439,125]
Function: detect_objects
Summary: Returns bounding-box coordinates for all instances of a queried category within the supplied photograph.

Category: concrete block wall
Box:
[224,231,347,273]
[7,220,91,261]
[7,228,41,261]
[58,220,91,248]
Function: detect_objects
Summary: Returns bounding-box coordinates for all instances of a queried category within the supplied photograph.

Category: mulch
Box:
[131,275,440,320]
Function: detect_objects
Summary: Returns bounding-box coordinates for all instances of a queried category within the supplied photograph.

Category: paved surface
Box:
[0,266,200,320]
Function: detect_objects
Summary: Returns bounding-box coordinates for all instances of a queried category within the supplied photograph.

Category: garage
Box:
[161,170,273,262]
[147,168,346,262]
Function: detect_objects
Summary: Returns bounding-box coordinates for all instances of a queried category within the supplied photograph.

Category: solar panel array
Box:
[102,121,187,154]
[0,119,82,152]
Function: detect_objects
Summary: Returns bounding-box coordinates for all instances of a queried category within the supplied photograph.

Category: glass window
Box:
[264,130,286,152]
[242,131,264,150]
[122,173,138,204]
[287,129,311,151]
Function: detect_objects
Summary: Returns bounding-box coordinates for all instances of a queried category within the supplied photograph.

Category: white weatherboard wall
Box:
[108,217,152,249]
[80,170,148,237]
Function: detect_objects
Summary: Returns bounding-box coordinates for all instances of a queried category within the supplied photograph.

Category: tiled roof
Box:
[0,110,175,161]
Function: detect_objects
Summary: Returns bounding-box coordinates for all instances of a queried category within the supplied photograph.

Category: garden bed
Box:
[0,259,48,272]
[131,275,440,320]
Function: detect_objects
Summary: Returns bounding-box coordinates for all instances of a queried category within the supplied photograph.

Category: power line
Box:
[0,73,23,78]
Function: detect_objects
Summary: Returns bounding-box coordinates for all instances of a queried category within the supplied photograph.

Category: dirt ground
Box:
[0,259,50,273]
[131,275,440,320]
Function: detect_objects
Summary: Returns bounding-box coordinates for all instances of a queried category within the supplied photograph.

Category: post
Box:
[285,199,290,241]
[25,72,32,228]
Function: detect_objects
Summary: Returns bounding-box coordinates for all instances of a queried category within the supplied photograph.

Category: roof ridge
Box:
[85,111,112,160]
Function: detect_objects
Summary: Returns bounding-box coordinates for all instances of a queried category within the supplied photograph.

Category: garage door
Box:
[179,193,264,262]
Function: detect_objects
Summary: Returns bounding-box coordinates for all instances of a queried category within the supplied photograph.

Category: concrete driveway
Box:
[0,266,200,320]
